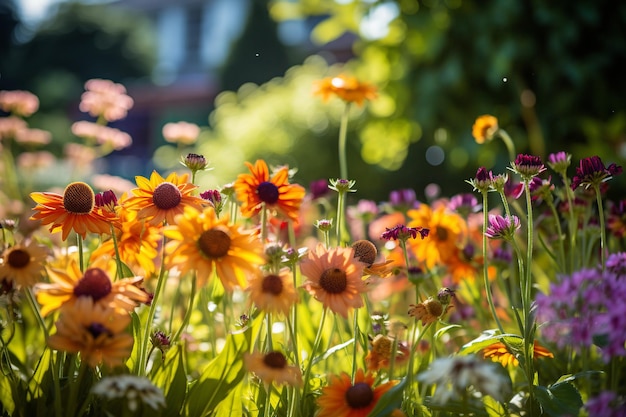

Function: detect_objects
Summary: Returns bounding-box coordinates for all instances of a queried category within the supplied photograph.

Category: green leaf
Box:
[184,316,258,417]
[534,382,583,417]
[459,330,523,355]
[434,323,462,339]
[0,372,15,415]
[484,395,506,417]
[367,377,406,417]
[151,345,187,417]
[213,380,245,417]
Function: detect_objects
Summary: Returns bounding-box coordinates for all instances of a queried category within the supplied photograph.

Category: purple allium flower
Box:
[585,391,626,417]
[571,156,622,190]
[389,188,417,209]
[606,252,626,275]
[510,154,546,179]
[309,179,329,200]
[536,267,626,362]
[381,224,429,241]
[485,214,521,240]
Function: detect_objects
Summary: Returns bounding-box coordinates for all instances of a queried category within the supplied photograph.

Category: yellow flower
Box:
[483,340,554,367]
[408,297,452,325]
[244,350,302,387]
[234,159,305,222]
[472,114,499,144]
[0,240,49,287]
[163,206,265,291]
[123,170,203,226]
[47,297,133,368]
[300,243,368,318]
[246,268,298,316]
[407,203,468,269]
[313,74,378,107]
[90,198,161,277]
[30,182,118,241]
[35,257,149,317]
[316,369,394,417]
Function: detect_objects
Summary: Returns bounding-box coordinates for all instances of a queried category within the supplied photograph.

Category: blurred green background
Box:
[1,0,625,201]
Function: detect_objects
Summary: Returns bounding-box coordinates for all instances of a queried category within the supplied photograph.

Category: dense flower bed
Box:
[0,77,625,417]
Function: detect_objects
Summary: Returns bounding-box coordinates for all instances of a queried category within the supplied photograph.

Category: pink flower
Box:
[162,121,200,145]
[14,128,52,145]
[0,90,40,117]
[0,116,27,140]
[72,121,132,150]
[79,79,134,122]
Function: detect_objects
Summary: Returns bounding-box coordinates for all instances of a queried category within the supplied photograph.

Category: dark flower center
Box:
[435,227,449,242]
[7,249,30,268]
[87,322,111,338]
[73,268,113,301]
[262,274,284,295]
[257,181,279,204]
[63,182,95,214]
[197,228,231,259]
[424,298,444,317]
[352,240,377,266]
[319,268,347,294]
[263,351,287,369]
[152,182,182,210]
[345,382,374,409]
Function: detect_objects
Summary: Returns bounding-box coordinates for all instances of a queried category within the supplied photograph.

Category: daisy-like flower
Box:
[244,350,302,387]
[92,375,166,412]
[30,181,118,240]
[365,334,410,372]
[571,155,622,190]
[408,292,453,326]
[484,214,521,240]
[509,153,546,180]
[300,244,368,318]
[351,239,394,278]
[234,159,305,222]
[124,170,203,226]
[483,340,554,367]
[79,78,134,122]
[90,201,161,277]
[313,74,378,107]
[407,203,468,269]
[246,268,298,316]
[47,297,133,368]
[471,115,499,144]
[163,206,265,290]
[316,369,394,417]
[0,240,49,287]
[35,257,149,317]
[418,355,510,404]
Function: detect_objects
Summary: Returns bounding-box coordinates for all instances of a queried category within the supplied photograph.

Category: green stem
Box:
[261,203,268,243]
[561,174,577,272]
[265,311,273,351]
[522,180,536,416]
[67,359,88,417]
[110,223,124,280]
[302,307,328,401]
[546,199,566,272]
[338,103,351,180]
[136,231,168,376]
[351,308,359,383]
[497,129,517,163]
[77,234,84,272]
[264,383,273,417]
[593,184,607,270]
[481,191,505,334]
[25,287,49,339]
[172,272,197,343]
[335,190,347,247]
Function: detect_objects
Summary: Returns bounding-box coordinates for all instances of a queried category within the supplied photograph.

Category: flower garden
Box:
[0,75,625,417]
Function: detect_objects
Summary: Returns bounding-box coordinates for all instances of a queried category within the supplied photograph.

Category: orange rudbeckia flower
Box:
[123,170,203,226]
[483,340,554,367]
[313,74,378,107]
[472,115,499,144]
[30,182,118,240]
[234,159,305,222]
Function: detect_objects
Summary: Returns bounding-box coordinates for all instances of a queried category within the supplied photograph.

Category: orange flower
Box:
[407,203,468,269]
[316,369,394,417]
[35,257,149,317]
[234,160,305,222]
[244,350,302,387]
[47,297,133,368]
[123,170,203,226]
[300,243,368,318]
[163,206,265,290]
[313,74,378,107]
[483,340,554,367]
[408,297,453,325]
[30,182,118,241]
[90,198,161,277]
[0,240,49,287]
[365,334,410,372]
[472,115,499,144]
[246,268,299,316]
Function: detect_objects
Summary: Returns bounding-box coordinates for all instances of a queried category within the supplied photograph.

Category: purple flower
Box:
[389,188,417,210]
[484,214,520,240]
[309,179,329,200]
[381,224,429,241]
[606,252,626,275]
[510,153,546,179]
[547,151,571,173]
[94,189,118,212]
[448,193,481,215]
[585,391,626,417]
[571,156,622,190]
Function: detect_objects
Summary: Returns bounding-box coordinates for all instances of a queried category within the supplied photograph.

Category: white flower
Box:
[91,375,166,412]
[418,355,510,404]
